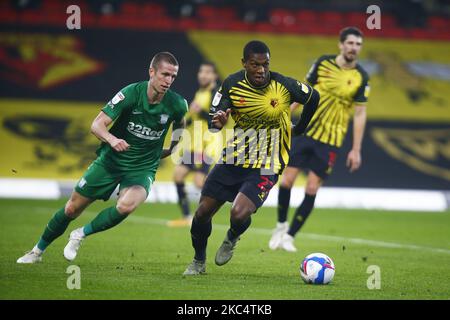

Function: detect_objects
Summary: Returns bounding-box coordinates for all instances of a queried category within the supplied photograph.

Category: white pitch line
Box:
[125,214,450,255]
[31,207,450,255]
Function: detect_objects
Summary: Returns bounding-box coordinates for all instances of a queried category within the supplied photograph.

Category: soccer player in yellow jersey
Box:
[183,40,320,275]
[269,27,370,252]
[168,62,220,227]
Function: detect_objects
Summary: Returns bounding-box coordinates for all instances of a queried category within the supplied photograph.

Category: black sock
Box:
[175,183,190,217]
[277,186,291,223]
[227,217,252,242]
[190,216,212,261]
[288,193,316,237]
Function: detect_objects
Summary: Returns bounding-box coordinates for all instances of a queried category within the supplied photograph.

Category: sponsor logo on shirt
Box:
[160,114,169,124]
[127,121,165,140]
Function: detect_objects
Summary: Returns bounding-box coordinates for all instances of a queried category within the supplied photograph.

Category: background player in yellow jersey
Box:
[168,62,220,227]
[183,40,320,275]
[269,27,369,252]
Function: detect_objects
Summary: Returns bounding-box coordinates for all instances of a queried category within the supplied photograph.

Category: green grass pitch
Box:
[0,198,449,300]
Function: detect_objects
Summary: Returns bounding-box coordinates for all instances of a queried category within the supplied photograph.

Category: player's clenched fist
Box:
[109,138,130,152]
[212,109,231,129]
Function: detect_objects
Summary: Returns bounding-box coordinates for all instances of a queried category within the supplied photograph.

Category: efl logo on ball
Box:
[300,252,335,285]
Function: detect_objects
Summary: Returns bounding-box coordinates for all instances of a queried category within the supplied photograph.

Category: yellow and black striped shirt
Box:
[305,55,370,147]
[211,70,313,174]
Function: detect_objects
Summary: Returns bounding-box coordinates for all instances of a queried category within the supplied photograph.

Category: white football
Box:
[300,252,335,285]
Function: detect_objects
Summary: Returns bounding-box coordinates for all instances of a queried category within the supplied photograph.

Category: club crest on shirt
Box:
[160,114,169,124]
[270,98,279,108]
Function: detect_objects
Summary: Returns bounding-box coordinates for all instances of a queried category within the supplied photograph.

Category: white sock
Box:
[77,227,86,238]
[277,221,288,228]
[32,245,43,255]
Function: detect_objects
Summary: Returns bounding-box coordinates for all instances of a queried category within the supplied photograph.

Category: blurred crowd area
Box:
[145,0,449,27]
[1,1,449,188]
[2,0,449,39]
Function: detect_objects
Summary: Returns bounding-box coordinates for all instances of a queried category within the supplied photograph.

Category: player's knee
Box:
[281,178,294,189]
[194,179,204,189]
[230,206,251,223]
[116,200,136,215]
[305,182,320,195]
[195,199,217,222]
[173,175,184,184]
[281,174,296,189]
[194,206,211,223]
[64,202,81,218]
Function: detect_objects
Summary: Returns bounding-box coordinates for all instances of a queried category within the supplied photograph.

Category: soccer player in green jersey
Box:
[183,40,320,275]
[17,52,188,263]
[269,27,370,252]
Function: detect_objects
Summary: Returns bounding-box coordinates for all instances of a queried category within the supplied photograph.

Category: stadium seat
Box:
[44,12,68,25]
[278,24,302,34]
[409,28,431,39]
[197,5,235,19]
[141,3,166,17]
[41,0,89,14]
[41,0,65,12]
[178,18,199,30]
[114,15,142,29]
[382,27,407,38]
[296,10,318,24]
[0,9,17,24]
[382,14,397,27]
[269,9,296,26]
[343,12,367,28]
[97,14,119,28]
[121,2,139,16]
[81,12,97,28]
[216,7,237,21]
[254,22,275,33]
[19,10,46,24]
[428,16,449,29]
[197,5,216,19]
[319,11,343,24]
[201,20,230,31]
[227,21,251,32]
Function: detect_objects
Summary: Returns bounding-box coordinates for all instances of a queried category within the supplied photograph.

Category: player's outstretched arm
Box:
[91,111,130,152]
[161,117,186,159]
[347,105,366,172]
[293,88,320,136]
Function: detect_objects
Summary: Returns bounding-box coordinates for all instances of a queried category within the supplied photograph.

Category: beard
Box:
[344,52,357,63]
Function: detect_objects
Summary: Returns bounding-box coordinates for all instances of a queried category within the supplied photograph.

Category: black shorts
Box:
[201,164,278,210]
[179,151,212,175]
[288,135,339,180]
